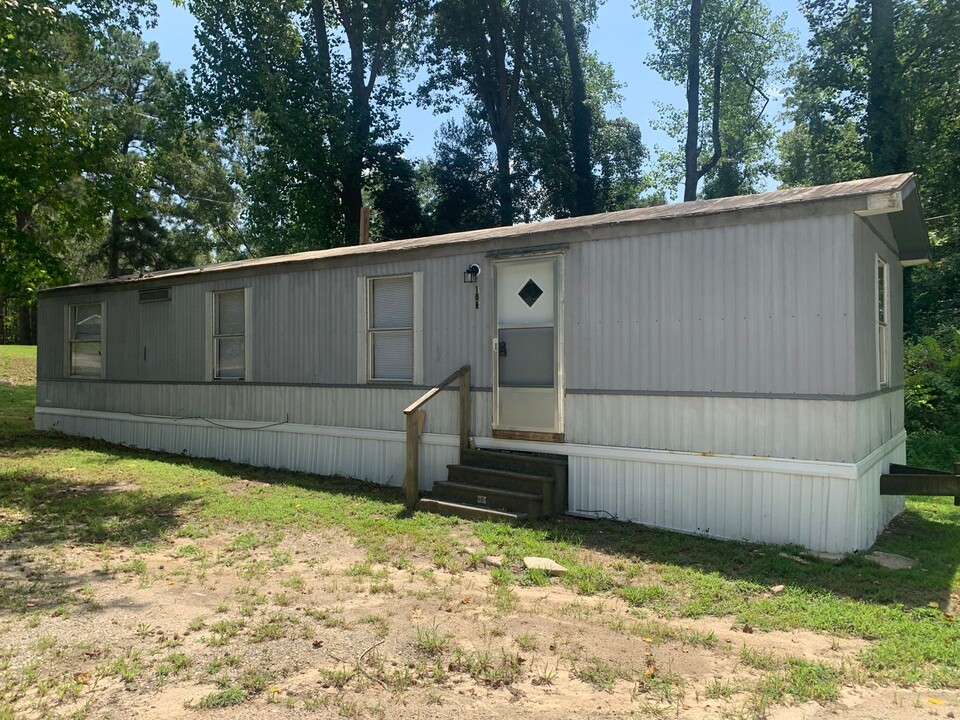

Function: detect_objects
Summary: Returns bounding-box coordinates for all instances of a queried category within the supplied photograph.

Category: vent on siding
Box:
[139,287,171,303]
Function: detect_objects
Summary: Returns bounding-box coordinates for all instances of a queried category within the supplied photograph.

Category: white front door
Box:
[493,255,563,434]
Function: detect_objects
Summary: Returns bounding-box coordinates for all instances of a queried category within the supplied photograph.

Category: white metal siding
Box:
[39,209,862,398]
[564,213,856,395]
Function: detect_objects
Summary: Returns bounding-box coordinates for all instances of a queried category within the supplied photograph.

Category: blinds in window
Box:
[370,276,414,380]
[216,291,245,335]
[371,275,413,329]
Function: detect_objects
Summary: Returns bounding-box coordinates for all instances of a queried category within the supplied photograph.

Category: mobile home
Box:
[34,173,930,552]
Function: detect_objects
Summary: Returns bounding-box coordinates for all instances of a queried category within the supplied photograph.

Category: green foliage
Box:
[0,0,238,303]
[636,0,795,200]
[904,331,960,435]
[903,329,960,470]
[190,0,428,251]
[422,0,651,229]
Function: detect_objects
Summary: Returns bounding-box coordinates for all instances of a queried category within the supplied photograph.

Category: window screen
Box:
[214,290,245,380]
[69,303,103,377]
[368,275,414,381]
[877,258,890,388]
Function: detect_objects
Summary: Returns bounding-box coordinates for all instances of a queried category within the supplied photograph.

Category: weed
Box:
[704,677,738,699]
[514,633,538,651]
[196,686,245,709]
[573,659,621,690]
[187,615,206,632]
[282,574,307,592]
[319,667,354,689]
[415,622,453,657]
[105,649,142,684]
[240,667,274,694]
[531,662,557,686]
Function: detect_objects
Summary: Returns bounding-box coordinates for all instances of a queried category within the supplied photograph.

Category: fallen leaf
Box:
[945,613,955,621]
[928,698,944,705]
[641,637,653,643]
[74,673,90,685]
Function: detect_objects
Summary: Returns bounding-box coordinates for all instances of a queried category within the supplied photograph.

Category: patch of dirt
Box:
[0,527,957,719]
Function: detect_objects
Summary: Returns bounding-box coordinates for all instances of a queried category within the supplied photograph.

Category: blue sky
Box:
[144,0,809,194]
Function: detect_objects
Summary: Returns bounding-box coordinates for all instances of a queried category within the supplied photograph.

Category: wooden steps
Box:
[416,447,568,521]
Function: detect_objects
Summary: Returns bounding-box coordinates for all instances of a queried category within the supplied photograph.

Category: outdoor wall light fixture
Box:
[464,263,481,309]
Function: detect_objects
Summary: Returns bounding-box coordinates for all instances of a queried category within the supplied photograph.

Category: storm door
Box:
[493,255,563,435]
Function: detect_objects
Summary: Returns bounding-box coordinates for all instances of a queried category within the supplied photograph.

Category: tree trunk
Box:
[494,136,513,226]
[867,0,907,176]
[108,208,122,278]
[340,0,372,245]
[17,303,36,345]
[560,0,594,216]
[683,0,703,201]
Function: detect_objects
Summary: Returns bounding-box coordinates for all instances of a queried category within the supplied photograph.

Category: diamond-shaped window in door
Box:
[518,278,544,307]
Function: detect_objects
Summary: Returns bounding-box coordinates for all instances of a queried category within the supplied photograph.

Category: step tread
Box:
[417,499,528,522]
[435,480,542,501]
[465,448,568,466]
[446,464,554,483]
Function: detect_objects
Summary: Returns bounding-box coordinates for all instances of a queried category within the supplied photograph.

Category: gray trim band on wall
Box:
[37,377,902,402]
[564,386,903,402]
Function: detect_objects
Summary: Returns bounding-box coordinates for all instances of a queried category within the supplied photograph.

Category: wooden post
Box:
[404,411,420,510]
[955,463,960,507]
[459,367,470,452]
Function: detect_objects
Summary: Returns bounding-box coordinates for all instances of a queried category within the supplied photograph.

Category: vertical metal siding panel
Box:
[37,298,64,379]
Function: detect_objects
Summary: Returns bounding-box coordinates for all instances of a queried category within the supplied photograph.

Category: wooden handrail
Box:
[403,365,470,415]
[403,365,471,510]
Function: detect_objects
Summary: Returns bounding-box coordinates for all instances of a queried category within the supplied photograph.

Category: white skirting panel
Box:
[560,432,906,552]
[36,407,905,553]
[35,407,459,491]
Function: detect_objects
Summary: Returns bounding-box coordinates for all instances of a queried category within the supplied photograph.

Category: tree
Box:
[73,29,239,277]
[1,0,156,297]
[418,114,501,235]
[190,0,427,250]
[777,0,960,340]
[520,45,651,217]
[636,0,793,200]
[423,0,533,226]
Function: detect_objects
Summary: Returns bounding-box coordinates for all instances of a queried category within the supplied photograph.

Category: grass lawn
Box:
[1,344,959,718]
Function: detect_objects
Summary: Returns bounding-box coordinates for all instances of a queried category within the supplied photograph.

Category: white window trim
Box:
[65,301,106,379]
[206,287,253,382]
[876,255,890,389]
[357,272,422,384]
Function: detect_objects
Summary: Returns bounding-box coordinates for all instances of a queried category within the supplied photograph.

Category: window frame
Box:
[207,288,252,382]
[66,301,106,379]
[357,272,422,384]
[876,255,891,389]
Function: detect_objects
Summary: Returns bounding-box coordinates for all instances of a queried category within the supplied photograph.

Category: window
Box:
[213,289,247,380]
[877,257,890,388]
[358,274,422,383]
[68,303,104,377]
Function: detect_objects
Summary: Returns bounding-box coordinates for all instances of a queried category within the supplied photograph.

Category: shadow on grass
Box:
[1,427,410,519]
[4,401,957,613]
[523,503,960,612]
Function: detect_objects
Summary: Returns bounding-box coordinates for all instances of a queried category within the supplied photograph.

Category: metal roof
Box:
[46,172,926,293]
